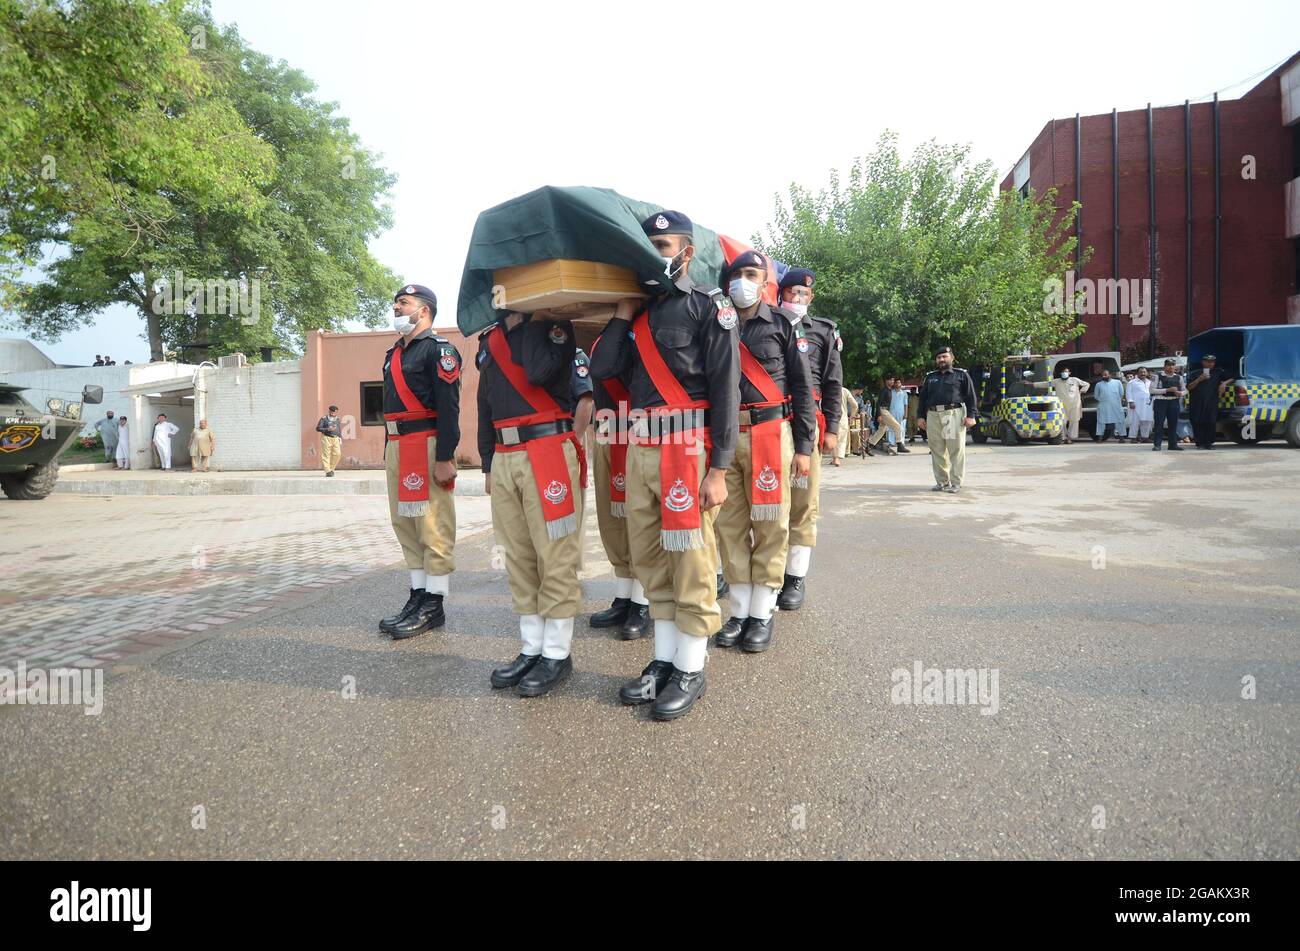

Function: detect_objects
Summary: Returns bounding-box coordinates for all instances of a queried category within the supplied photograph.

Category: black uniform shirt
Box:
[588,333,631,414]
[1188,366,1230,416]
[918,366,979,417]
[382,329,462,462]
[738,303,818,456]
[476,316,577,473]
[798,314,844,435]
[589,282,740,470]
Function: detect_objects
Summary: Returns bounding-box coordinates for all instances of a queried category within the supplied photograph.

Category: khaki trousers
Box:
[926,407,967,487]
[190,452,210,471]
[625,442,721,638]
[788,424,821,547]
[490,440,582,618]
[870,410,904,447]
[593,440,632,578]
[320,435,342,473]
[385,436,456,576]
[716,422,794,590]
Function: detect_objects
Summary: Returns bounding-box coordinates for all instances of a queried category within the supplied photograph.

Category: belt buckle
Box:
[500,425,521,446]
[385,420,399,436]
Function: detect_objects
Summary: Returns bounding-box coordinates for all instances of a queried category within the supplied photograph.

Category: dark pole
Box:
[1185,100,1193,350]
[1213,92,1221,327]
[1112,107,1119,350]
[1147,103,1156,358]
[1076,112,1083,353]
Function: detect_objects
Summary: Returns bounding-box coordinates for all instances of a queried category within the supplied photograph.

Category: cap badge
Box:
[655,214,669,230]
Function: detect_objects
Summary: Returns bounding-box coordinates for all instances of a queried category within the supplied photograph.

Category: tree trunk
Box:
[141,269,164,362]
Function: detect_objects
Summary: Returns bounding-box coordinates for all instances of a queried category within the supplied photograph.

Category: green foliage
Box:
[757,132,1089,386]
[1,0,397,362]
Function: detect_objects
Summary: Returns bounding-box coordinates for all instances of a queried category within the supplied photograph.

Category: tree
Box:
[1,0,397,362]
[757,132,1089,387]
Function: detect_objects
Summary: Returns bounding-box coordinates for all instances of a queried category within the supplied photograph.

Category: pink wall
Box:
[300,327,483,469]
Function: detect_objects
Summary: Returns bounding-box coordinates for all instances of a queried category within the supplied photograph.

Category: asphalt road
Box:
[2,441,1296,859]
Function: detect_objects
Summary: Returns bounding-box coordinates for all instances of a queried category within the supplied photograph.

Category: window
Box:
[360,381,384,426]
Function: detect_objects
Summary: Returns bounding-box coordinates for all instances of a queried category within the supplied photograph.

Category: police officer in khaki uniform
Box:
[774,267,842,611]
[480,311,585,697]
[590,209,739,721]
[585,334,651,639]
[917,345,979,494]
[711,251,815,653]
[379,284,461,639]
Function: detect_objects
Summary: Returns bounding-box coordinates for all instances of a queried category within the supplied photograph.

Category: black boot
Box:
[741,615,774,653]
[651,667,707,721]
[515,656,572,697]
[590,597,631,628]
[379,587,423,634]
[490,653,540,689]
[776,573,805,611]
[619,602,650,640]
[618,660,675,705]
[713,616,745,649]
[388,591,445,639]
[716,572,730,599]
[897,445,911,453]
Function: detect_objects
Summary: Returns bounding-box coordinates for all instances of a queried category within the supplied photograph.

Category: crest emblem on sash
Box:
[754,465,780,493]
[543,479,568,505]
[664,479,694,512]
[401,472,425,491]
[613,473,626,492]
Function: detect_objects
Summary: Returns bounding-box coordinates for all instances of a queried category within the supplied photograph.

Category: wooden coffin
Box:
[492,259,647,329]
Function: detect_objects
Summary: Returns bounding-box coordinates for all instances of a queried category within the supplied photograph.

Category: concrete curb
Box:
[59,462,116,473]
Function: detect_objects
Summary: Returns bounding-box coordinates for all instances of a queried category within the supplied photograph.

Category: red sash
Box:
[812,387,826,452]
[590,333,629,517]
[738,342,789,519]
[386,343,441,517]
[486,326,585,540]
[631,311,709,551]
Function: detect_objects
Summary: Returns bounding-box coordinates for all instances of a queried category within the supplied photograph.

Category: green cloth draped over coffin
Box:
[455,186,735,337]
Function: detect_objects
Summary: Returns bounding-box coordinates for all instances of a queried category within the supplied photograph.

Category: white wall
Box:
[200,360,302,470]
[1,364,138,435]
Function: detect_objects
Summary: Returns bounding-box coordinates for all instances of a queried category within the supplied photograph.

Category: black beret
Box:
[934,345,955,356]
[641,210,693,237]
[723,249,767,278]
[395,283,437,311]
[780,267,815,291]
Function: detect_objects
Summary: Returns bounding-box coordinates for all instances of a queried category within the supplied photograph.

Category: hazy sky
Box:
[19,0,1300,365]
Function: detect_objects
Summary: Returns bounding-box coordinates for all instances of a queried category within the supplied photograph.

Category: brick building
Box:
[1001,51,1300,355]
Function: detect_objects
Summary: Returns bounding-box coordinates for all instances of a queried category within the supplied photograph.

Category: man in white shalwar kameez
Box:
[152,414,180,470]
[115,416,131,469]
[1126,368,1154,442]
[1048,369,1090,443]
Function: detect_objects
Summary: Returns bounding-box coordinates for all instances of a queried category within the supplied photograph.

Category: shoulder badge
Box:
[714,296,738,331]
[833,327,843,352]
[437,345,461,384]
[796,338,810,353]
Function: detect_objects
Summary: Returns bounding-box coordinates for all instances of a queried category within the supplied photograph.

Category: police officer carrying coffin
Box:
[585,332,651,639]
[480,310,586,697]
[379,284,461,639]
[712,252,815,652]
[774,267,842,611]
[590,209,739,721]
[917,345,979,494]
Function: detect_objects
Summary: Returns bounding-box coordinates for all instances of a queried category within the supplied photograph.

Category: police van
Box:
[1183,326,1300,447]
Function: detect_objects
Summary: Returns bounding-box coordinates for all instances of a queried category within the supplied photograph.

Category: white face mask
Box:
[662,249,687,280]
[729,277,761,309]
[1061,370,1070,379]
[394,313,416,335]
[783,301,808,319]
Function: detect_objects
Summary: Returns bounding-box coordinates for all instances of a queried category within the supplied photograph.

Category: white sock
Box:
[614,576,634,600]
[728,582,753,620]
[425,573,449,596]
[787,545,812,578]
[630,579,648,605]
[674,632,707,673]
[653,618,679,663]
[520,614,544,656]
[542,617,574,660]
[749,585,778,620]
[409,569,427,590]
